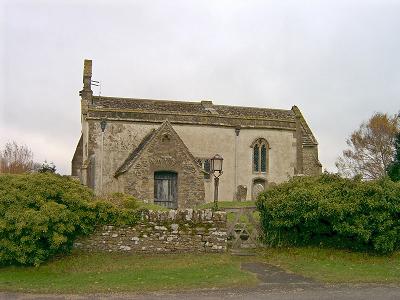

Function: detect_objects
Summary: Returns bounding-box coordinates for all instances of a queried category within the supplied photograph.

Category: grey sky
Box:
[1,0,399,175]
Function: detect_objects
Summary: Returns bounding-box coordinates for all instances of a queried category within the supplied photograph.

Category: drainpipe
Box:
[100,119,107,194]
[234,126,241,200]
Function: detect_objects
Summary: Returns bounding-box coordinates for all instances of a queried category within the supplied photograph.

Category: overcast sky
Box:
[1,0,399,175]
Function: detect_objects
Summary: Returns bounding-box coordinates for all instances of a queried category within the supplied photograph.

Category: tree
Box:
[387,132,400,181]
[37,161,57,174]
[0,141,34,174]
[336,113,399,180]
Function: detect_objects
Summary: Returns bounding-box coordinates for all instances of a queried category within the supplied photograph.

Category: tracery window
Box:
[252,138,269,173]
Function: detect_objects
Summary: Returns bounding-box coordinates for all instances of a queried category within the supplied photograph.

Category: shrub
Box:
[101,192,139,209]
[0,173,141,266]
[256,174,400,254]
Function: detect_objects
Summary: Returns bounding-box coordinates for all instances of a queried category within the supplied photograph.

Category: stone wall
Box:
[71,135,83,177]
[85,120,300,202]
[74,209,227,253]
[303,145,322,176]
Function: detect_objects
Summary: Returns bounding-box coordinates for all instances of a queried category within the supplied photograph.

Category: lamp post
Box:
[211,154,223,211]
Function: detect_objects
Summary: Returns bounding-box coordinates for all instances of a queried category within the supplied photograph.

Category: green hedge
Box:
[256,174,400,254]
[0,173,142,266]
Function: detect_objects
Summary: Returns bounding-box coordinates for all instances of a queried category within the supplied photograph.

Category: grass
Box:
[259,247,400,284]
[196,201,256,209]
[0,251,257,293]
[1,248,400,294]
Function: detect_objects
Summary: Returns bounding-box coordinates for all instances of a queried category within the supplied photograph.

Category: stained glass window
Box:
[252,139,268,173]
[253,144,259,172]
[261,144,267,172]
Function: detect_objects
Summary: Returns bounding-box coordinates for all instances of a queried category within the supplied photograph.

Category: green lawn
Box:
[1,247,399,293]
[259,247,400,284]
[0,252,257,293]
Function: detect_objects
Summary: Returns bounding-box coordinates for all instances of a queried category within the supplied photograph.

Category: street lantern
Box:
[211,154,223,175]
[210,154,223,211]
[100,119,107,132]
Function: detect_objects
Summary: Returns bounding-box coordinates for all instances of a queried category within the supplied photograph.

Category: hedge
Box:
[256,174,400,254]
[0,173,142,266]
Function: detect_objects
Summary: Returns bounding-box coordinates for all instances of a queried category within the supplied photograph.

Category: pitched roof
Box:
[291,105,318,146]
[114,129,156,176]
[114,120,205,177]
[92,96,296,121]
[90,96,317,146]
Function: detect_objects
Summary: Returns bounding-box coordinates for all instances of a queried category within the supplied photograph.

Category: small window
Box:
[196,157,211,179]
[204,159,211,173]
[252,138,269,173]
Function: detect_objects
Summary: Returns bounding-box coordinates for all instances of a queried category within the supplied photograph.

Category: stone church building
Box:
[72,60,321,208]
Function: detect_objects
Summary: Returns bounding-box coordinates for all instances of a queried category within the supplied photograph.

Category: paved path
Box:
[1,262,400,300]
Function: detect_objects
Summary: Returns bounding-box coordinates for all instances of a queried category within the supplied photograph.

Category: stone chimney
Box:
[80,59,93,113]
[79,59,93,186]
[83,59,92,89]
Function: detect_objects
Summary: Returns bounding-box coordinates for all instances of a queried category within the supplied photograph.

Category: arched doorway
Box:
[154,171,178,208]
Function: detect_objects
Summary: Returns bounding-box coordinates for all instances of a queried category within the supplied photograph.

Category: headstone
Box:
[236,185,247,202]
[252,183,265,200]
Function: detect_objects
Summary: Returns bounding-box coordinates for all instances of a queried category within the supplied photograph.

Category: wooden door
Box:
[154,171,178,209]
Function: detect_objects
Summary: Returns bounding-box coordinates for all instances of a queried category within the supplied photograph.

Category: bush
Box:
[0,173,142,266]
[101,192,139,209]
[256,174,400,254]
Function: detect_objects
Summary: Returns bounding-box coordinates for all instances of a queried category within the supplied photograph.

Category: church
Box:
[72,60,322,208]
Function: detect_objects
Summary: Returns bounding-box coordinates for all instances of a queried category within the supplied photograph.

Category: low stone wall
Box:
[74,209,227,253]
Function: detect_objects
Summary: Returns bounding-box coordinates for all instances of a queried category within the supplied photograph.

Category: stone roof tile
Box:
[92,96,296,121]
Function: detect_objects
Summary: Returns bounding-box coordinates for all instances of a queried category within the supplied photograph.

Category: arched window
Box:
[251,138,269,173]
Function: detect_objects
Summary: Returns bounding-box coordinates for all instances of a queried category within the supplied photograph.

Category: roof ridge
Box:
[93,95,201,105]
[93,95,293,112]
[214,104,293,112]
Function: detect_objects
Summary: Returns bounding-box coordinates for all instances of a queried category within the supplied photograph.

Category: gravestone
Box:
[252,183,265,200]
[236,185,247,202]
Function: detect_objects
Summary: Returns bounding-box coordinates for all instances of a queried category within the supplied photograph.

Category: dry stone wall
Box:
[74,209,227,253]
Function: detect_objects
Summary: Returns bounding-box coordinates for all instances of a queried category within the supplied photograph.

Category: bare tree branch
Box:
[336,113,399,180]
[0,141,34,174]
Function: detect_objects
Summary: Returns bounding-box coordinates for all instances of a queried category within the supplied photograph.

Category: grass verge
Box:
[2,247,399,293]
[0,251,257,293]
[259,247,400,284]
